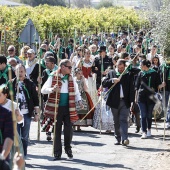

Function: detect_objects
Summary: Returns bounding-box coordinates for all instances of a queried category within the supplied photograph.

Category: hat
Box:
[98,46,106,52]
[27,49,35,54]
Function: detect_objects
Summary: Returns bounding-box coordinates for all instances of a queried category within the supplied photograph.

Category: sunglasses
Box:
[8,49,14,52]
[65,65,72,69]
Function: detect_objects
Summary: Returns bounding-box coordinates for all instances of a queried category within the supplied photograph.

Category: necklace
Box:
[27,58,38,67]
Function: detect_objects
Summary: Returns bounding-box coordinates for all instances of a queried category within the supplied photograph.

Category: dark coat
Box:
[92,55,113,88]
[29,63,45,86]
[102,70,135,109]
[8,78,39,117]
[0,65,15,85]
[135,70,161,104]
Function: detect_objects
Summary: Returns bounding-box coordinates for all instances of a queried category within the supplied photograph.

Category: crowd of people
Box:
[0,29,169,167]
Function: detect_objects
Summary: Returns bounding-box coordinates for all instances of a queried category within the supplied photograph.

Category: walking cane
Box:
[37,36,42,141]
[100,52,104,134]
[154,110,158,132]
[52,39,60,156]
[16,68,20,109]
[8,67,20,153]
[80,53,139,122]
[162,50,167,141]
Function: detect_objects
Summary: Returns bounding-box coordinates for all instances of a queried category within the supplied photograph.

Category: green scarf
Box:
[141,68,156,76]
[68,45,73,51]
[61,74,68,83]
[59,46,63,59]
[45,65,58,77]
[116,69,128,76]
[7,56,19,60]
[41,59,46,69]
[19,82,30,99]
[92,51,99,56]
[0,65,10,84]
[141,68,156,87]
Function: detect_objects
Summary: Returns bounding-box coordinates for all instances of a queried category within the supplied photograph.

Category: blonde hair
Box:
[20,45,30,56]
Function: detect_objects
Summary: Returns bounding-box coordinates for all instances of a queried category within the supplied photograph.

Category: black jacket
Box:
[135,70,161,103]
[8,78,39,117]
[0,65,15,85]
[102,70,134,109]
[29,63,45,86]
[92,55,113,88]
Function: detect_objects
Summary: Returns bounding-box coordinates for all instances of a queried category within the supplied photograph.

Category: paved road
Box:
[25,120,170,170]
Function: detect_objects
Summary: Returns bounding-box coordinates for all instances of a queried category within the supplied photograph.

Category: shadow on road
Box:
[26,159,133,170]
[127,146,170,152]
[73,141,106,146]
[73,131,101,138]
[26,164,81,170]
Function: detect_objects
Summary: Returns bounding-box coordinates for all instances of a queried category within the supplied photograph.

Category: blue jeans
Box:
[17,114,31,157]
[138,102,155,133]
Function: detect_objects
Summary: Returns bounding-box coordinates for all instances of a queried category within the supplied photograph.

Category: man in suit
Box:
[102,59,134,146]
[92,46,113,89]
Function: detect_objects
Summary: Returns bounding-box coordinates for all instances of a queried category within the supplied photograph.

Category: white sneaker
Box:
[147,130,151,137]
[123,139,130,146]
[141,132,147,139]
[167,122,170,129]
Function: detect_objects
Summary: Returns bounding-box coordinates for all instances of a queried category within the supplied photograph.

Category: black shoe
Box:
[135,127,140,133]
[53,154,61,161]
[114,141,121,145]
[65,150,73,159]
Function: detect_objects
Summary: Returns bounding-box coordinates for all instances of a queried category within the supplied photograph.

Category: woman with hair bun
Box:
[135,60,165,139]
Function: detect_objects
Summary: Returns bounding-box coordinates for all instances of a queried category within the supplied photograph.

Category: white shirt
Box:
[72,55,81,71]
[1,99,24,124]
[41,74,81,102]
[25,59,37,79]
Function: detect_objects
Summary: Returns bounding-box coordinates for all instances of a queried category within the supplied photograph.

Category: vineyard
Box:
[0,5,148,53]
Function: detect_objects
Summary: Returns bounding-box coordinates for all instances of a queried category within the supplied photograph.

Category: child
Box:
[0,85,25,170]
[74,68,94,131]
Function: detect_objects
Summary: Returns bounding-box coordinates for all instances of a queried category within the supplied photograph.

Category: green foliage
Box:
[0,5,148,49]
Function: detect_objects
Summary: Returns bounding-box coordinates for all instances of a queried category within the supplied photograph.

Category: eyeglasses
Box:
[64,65,72,69]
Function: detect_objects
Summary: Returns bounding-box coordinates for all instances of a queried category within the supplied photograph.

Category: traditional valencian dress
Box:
[74,78,94,127]
[93,88,114,131]
[81,59,98,105]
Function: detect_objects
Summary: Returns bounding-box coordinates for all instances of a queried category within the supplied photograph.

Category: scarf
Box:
[45,65,58,77]
[26,58,38,67]
[92,51,98,56]
[59,46,63,59]
[44,72,79,123]
[141,68,156,87]
[115,68,128,76]
[141,68,156,76]
[0,65,10,84]
[41,59,46,69]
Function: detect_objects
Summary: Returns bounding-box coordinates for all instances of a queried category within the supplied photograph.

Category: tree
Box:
[20,0,66,7]
[144,0,163,11]
[96,0,114,9]
[71,0,90,8]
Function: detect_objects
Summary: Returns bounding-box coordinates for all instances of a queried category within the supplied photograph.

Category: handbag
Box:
[152,92,162,119]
